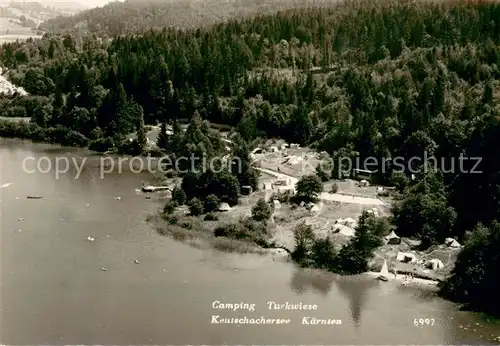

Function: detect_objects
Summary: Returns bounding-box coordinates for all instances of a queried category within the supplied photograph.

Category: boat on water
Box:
[378,259,390,282]
[26,196,43,199]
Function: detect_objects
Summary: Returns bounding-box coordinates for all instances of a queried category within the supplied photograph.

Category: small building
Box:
[262,183,273,190]
[396,252,417,263]
[353,168,376,181]
[272,200,281,209]
[241,185,253,195]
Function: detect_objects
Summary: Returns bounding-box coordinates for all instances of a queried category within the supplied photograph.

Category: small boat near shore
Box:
[26,196,43,199]
[378,259,390,282]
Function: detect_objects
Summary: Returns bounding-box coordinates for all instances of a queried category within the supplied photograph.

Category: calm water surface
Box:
[1,139,499,345]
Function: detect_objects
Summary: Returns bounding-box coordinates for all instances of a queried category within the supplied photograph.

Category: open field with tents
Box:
[147,137,461,282]
[246,141,462,281]
[370,236,461,282]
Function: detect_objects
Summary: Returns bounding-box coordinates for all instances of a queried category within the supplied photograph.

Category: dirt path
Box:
[319,192,386,205]
[254,167,386,206]
[255,167,299,185]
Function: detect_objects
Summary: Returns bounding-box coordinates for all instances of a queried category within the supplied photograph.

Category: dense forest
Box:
[1,0,500,316]
[40,0,316,36]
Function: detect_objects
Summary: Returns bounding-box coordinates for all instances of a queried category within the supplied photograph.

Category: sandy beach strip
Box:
[365,271,440,287]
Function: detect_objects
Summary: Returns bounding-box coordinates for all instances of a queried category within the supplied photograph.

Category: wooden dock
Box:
[142,185,171,193]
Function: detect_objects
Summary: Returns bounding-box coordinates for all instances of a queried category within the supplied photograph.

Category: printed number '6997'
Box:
[414,318,435,326]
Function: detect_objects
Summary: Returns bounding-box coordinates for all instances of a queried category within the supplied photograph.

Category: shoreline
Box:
[2,134,447,290]
[151,212,442,288]
[365,271,440,287]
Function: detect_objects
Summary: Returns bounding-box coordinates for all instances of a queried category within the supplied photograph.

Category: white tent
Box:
[278,187,295,194]
[385,231,401,245]
[273,200,281,209]
[310,204,321,213]
[427,259,445,270]
[360,180,369,187]
[332,224,355,237]
[218,202,231,212]
[396,252,417,263]
[445,238,461,248]
[344,217,357,228]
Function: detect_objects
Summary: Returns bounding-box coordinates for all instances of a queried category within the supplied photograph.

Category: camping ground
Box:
[150,138,461,282]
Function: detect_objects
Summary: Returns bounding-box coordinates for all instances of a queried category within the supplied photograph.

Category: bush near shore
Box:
[152,211,272,254]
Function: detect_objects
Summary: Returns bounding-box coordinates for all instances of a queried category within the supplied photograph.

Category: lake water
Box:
[1,139,499,345]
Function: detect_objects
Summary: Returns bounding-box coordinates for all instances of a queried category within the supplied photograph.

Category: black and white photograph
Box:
[1,0,500,344]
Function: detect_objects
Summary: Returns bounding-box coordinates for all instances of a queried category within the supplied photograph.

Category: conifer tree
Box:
[157,121,169,150]
[136,106,147,154]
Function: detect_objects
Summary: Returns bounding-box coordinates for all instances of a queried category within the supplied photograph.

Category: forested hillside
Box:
[40,0,319,36]
[1,0,500,316]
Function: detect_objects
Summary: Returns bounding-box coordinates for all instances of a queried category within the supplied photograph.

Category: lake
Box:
[1,139,499,345]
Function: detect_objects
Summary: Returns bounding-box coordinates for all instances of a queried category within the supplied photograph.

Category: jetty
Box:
[142,185,171,193]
